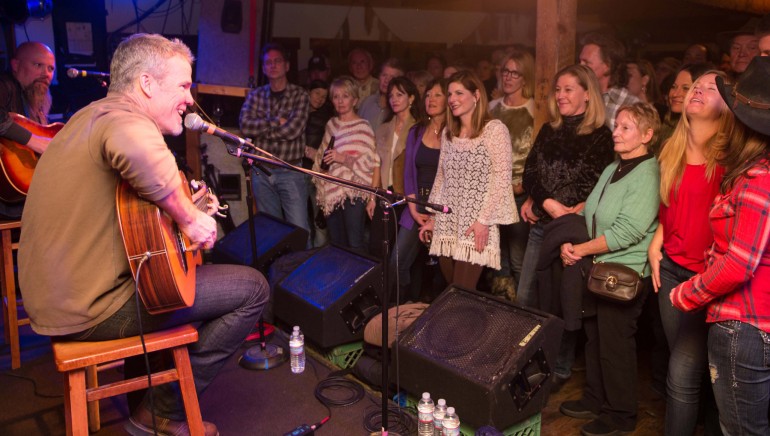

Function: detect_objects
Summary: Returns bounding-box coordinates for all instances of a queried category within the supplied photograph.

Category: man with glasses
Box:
[240,42,311,241]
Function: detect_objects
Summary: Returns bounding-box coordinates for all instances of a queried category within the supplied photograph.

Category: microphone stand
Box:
[227,143,450,435]
[238,154,286,371]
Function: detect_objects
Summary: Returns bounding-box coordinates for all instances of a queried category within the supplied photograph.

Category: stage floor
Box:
[1,308,678,435]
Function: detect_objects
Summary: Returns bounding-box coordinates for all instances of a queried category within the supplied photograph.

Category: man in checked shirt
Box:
[240,42,310,242]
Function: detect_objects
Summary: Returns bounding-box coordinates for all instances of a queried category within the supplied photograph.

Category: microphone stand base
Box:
[238,343,287,370]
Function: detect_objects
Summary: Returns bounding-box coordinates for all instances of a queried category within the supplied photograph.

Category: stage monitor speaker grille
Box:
[212,212,308,273]
[274,245,382,348]
[396,285,564,429]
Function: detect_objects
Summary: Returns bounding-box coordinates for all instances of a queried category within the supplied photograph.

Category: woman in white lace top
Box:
[419,71,518,289]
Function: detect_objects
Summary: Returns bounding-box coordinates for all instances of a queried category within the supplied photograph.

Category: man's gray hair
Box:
[109,33,194,93]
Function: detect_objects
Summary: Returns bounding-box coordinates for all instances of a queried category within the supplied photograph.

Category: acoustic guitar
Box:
[0,113,63,202]
[116,172,209,314]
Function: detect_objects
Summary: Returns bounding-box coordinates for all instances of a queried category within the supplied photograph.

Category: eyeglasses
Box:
[501,69,522,79]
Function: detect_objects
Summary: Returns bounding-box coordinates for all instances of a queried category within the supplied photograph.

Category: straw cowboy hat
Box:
[717,56,770,136]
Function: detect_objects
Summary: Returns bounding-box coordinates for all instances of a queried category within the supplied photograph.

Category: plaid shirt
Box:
[603,87,639,130]
[239,82,309,162]
[671,160,770,333]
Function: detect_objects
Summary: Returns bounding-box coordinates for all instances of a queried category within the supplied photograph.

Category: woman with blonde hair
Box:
[671,56,770,436]
[517,64,615,390]
[558,102,661,435]
[648,70,732,435]
[418,71,517,289]
[518,64,614,307]
[487,49,536,298]
[313,76,378,252]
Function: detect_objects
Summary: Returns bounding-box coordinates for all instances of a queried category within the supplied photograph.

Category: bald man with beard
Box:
[0,42,56,218]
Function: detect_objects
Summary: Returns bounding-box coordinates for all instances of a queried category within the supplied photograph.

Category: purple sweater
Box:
[399,124,433,230]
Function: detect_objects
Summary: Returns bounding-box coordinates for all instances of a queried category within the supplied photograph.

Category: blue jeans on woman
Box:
[708,320,770,436]
[390,222,423,302]
[60,264,269,421]
[494,193,530,283]
[516,221,544,308]
[658,253,712,436]
[326,198,367,253]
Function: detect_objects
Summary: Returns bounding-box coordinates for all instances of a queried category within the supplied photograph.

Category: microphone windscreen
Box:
[184,113,204,130]
[66,68,78,79]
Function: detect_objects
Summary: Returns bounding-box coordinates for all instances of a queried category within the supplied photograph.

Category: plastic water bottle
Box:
[442,407,460,436]
[289,326,305,374]
[417,392,435,435]
[433,398,447,436]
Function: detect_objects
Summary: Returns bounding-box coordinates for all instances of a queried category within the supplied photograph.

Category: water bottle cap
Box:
[438,398,446,405]
[422,392,430,399]
[447,407,455,414]
[293,326,299,331]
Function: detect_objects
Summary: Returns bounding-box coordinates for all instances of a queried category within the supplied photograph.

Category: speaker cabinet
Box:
[274,245,383,348]
[212,212,308,273]
[395,285,564,429]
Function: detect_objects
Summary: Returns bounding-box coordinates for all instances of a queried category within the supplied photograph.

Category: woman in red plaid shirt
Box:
[670,56,770,436]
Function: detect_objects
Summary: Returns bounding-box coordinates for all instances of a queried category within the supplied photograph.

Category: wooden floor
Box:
[540,354,667,436]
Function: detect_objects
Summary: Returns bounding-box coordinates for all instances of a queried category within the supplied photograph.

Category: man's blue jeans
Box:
[61,264,269,421]
[251,166,310,246]
[708,320,770,436]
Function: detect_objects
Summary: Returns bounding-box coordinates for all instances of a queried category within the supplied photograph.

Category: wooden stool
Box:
[52,324,204,436]
[0,220,28,369]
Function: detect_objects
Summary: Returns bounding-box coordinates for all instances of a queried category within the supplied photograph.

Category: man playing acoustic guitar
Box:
[19,34,268,436]
[0,41,56,218]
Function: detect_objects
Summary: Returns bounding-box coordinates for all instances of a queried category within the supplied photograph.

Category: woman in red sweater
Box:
[647,70,733,435]
[671,56,770,436]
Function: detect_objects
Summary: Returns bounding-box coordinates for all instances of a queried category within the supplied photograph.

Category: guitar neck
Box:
[192,185,210,214]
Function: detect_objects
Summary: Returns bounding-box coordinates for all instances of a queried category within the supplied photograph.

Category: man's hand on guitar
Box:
[190,185,228,218]
[180,211,217,251]
[26,134,51,154]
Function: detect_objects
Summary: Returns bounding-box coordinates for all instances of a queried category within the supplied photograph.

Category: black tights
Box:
[438,256,483,290]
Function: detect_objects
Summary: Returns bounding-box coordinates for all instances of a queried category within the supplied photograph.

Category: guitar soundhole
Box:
[175,229,188,274]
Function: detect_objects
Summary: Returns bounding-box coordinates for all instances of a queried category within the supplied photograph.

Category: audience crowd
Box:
[238,16,770,435]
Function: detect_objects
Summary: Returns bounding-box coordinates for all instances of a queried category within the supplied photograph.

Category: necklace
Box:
[428,117,441,136]
[617,160,634,173]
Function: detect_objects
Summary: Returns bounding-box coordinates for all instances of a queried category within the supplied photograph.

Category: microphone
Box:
[184,113,247,146]
[66,68,110,79]
[427,202,452,214]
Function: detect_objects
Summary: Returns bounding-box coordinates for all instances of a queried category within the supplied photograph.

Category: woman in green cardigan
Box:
[558,103,661,436]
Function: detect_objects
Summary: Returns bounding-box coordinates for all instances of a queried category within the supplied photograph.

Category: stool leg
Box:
[1,228,20,369]
[65,368,89,436]
[172,346,204,436]
[86,365,100,432]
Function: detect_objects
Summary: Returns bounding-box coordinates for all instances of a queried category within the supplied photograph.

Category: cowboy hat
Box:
[717,56,770,136]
